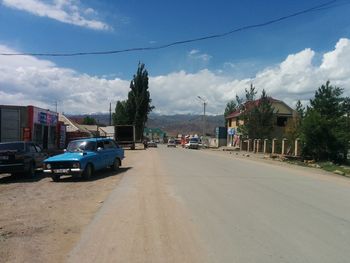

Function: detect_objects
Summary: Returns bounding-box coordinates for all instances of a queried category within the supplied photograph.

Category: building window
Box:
[228,119,232,127]
[277,117,288,127]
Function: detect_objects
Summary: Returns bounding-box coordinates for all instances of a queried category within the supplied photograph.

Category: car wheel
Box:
[82,164,93,180]
[111,158,120,171]
[51,174,60,182]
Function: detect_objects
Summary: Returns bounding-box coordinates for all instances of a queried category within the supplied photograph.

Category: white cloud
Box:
[0,45,129,114]
[2,0,111,30]
[0,38,350,115]
[188,49,212,63]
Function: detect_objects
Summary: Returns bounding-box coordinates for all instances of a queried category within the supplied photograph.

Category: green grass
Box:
[318,161,350,175]
[285,159,350,176]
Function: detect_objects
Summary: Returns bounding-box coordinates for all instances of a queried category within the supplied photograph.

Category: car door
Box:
[27,143,39,168]
[95,141,108,170]
[34,144,47,167]
[102,140,115,167]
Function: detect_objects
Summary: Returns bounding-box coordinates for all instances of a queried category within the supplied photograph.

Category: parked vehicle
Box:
[114,125,136,150]
[167,139,176,147]
[147,141,157,148]
[43,138,124,181]
[0,141,47,177]
[185,137,199,149]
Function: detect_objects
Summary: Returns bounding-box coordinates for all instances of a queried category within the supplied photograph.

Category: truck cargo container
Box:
[114,125,136,150]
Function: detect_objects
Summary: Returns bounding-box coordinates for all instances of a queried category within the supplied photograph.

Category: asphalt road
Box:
[69,146,350,263]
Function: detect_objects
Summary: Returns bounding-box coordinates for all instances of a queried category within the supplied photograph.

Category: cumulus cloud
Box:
[2,0,111,30]
[188,49,212,63]
[0,45,129,114]
[0,38,349,115]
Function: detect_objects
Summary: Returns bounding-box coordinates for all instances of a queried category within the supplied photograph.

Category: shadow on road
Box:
[55,167,132,183]
[0,171,47,184]
[0,167,132,184]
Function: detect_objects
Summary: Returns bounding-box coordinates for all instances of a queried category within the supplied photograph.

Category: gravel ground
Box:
[0,152,131,263]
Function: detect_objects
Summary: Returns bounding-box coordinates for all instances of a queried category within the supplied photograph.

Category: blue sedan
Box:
[43,138,124,181]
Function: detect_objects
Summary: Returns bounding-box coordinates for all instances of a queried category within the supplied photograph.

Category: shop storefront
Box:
[28,106,59,149]
[0,105,64,150]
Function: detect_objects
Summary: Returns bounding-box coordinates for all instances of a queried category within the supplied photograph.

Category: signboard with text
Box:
[33,107,58,126]
[227,128,235,136]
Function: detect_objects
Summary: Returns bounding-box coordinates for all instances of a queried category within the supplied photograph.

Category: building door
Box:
[43,126,48,149]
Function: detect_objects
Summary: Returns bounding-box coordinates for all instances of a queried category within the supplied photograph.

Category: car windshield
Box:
[67,140,96,152]
[0,142,25,152]
[190,138,198,143]
[169,140,175,143]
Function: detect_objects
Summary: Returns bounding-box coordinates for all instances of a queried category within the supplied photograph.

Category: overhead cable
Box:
[0,0,345,57]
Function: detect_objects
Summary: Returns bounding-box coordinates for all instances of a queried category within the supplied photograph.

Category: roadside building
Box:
[0,105,63,150]
[98,126,115,139]
[225,98,295,146]
[78,125,100,137]
[59,114,92,144]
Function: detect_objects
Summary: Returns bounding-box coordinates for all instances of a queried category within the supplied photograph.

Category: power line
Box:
[0,0,346,57]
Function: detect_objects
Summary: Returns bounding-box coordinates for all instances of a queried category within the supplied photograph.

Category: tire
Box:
[82,164,93,180]
[51,174,60,182]
[111,158,120,172]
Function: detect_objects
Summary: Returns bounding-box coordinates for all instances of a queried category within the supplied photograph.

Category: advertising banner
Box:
[33,107,58,126]
[227,128,235,136]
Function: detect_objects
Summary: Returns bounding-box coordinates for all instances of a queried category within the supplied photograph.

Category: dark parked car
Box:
[0,141,47,177]
[43,138,124,181]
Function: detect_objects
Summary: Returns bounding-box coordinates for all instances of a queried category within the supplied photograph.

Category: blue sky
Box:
[0,0,350,114]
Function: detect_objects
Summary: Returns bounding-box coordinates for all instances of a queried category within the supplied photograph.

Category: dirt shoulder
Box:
[0,152,133,263]
[68,148,205,263]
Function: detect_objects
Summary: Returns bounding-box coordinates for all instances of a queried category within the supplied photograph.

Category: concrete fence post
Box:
[272,138,277,154]
[282,138,288,155]
[253,139,257,153]
[256,139,261,153]
[294,138,301,157]
[263,139,268,153]
[247,139,251,152]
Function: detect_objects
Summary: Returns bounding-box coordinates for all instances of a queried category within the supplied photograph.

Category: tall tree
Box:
[245,83,257,102]
[113,100,129,125]
[224,100,237,119]
[126,63,154,140]
[295,100,305,119]
[241,89,274,139]
[301,81,349,162]
[310,81,344,118]
[344,97,350,131]
[284,100,303,142]
[82,116,97,125]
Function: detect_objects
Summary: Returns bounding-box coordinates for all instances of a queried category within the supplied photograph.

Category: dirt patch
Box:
[0,151,135,263]
[68,147,206,263]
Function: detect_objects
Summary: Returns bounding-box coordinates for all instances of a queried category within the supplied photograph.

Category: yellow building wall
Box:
[272,101,293,115]
[227,118,244,129]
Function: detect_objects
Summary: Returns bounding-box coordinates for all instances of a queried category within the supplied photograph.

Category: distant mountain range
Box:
[146,114,225,136]
[68,113,225,136]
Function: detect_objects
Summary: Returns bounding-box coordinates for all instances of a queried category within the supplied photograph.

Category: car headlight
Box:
[46,163,51,169]
[72,162,80,169]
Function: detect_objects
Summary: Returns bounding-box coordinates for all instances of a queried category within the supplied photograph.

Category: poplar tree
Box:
[126,63,154,140]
